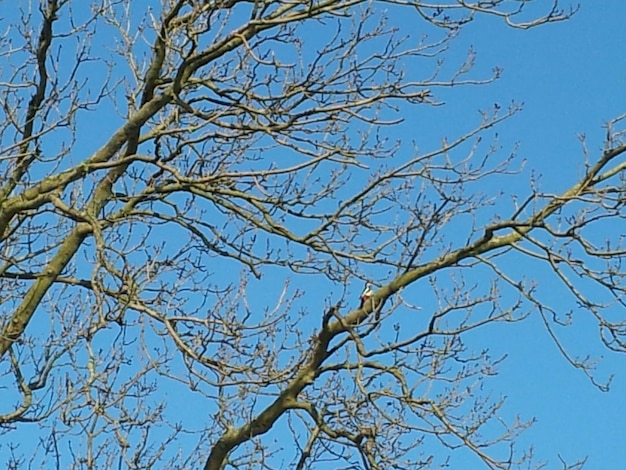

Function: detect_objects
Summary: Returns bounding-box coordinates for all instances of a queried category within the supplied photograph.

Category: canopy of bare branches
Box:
[1,1,624,469]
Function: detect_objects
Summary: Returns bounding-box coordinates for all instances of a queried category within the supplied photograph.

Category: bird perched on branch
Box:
[360,282,374,309]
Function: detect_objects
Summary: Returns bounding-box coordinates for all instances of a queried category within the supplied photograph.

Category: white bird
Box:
[360,282,374,309]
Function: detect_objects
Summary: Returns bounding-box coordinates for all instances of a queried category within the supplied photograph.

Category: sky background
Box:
[293,1,626,467]
[420,2,626,468]
[236,2,626,466]
[3,1,626,468]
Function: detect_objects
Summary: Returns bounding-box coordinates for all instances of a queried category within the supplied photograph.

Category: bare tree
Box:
[0,1,622,469]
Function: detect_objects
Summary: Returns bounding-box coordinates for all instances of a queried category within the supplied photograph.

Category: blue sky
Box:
[2,1,626,469]
[239,2,626,466]
[424,3,626,468]
[299,2,626,467]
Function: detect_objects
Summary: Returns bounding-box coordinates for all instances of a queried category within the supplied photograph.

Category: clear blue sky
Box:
[407,3,626,468]
[248,3,626,467]
[2,1,626,469]
[311,2,626,467]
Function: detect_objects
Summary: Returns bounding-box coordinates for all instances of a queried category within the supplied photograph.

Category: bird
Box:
[359,282,374,309]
